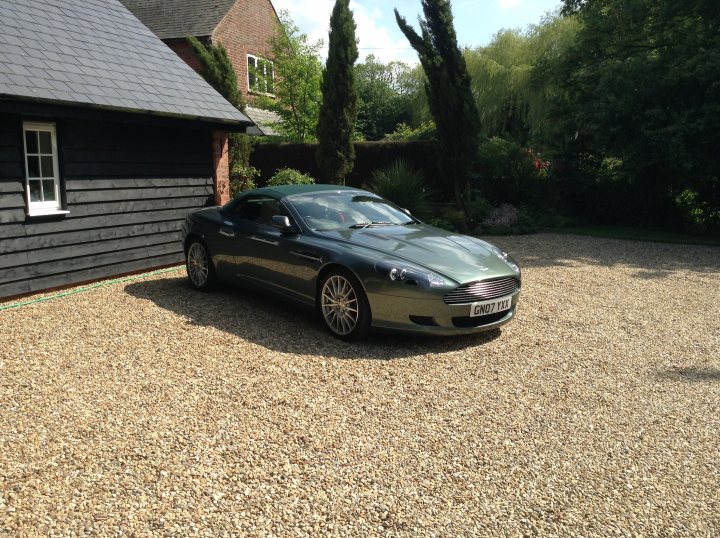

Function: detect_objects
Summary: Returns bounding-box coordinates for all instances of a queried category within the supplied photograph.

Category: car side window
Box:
[232,196,290,227]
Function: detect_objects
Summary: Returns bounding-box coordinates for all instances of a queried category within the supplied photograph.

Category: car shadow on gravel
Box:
[124,276,501,360]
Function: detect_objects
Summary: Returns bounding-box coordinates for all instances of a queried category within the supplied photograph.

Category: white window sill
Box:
[27,209,70,217]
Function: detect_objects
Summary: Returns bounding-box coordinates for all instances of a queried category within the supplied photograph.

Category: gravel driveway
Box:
[1,234,719,536]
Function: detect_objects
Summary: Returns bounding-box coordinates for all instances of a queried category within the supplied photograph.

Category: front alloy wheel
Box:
[320,271,370,340]
[186,240,216,291]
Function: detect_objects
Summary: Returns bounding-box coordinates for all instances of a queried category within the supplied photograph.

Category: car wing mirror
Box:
[272,215,294,231]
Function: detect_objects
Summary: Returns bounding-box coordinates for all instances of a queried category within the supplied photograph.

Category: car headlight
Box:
[490,246,521,275]
[375,261,446,288]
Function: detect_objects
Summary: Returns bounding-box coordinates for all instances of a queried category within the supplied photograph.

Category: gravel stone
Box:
[1,234,718,536]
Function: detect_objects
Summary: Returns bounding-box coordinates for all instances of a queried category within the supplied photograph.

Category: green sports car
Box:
[182,184,521,340]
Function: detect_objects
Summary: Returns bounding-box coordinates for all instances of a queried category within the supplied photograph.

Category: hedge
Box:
[250,141,444,191]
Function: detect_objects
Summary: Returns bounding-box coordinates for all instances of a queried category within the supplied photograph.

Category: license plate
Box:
[469,295,513,317]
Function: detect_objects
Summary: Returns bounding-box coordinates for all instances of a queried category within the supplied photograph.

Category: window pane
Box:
[40,156,54,178]
[42,180,56,201]
[27,155,40,177]
[39,131,52,154]
[25,131,38,154]
[29,180,41,201]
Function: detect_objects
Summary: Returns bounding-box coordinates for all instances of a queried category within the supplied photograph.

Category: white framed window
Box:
[23,122,64,216]
[247,54,274,95]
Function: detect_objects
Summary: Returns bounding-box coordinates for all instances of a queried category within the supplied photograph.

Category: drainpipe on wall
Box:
[212,130,230,205]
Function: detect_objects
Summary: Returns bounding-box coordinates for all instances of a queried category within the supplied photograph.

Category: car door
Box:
[212,195,273,282]
[222,196,321,303]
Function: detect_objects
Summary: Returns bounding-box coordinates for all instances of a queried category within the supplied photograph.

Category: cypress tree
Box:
[316,0,359,184]
[395,1,481,208]
[187,36,245,111]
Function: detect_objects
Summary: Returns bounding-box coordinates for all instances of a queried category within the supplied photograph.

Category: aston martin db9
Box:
[182,185,521,340]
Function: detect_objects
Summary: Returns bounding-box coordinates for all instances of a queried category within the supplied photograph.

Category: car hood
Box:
[316,223,517,283]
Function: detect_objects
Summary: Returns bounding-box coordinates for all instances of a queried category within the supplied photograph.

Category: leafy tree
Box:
[557,0,720,227]
[187,36,244,110]
[316,0,359,183]
[463,15,578,147]
[395,0,482,208]
[254,11,323,142]
[355,55,415,140]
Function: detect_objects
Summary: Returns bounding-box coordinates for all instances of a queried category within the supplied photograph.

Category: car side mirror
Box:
[272,215,294,230]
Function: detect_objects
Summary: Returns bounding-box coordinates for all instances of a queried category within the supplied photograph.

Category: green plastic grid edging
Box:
[0,266,185,312]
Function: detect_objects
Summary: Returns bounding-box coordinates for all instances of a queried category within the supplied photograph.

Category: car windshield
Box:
[288,191,414,231]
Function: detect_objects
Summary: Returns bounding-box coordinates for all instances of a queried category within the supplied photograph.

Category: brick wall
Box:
[212,131,230,205]
[165,38,205,73]
[212,0,280,100]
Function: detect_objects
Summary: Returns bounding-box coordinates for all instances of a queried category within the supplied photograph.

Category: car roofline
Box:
[247,184,364,199]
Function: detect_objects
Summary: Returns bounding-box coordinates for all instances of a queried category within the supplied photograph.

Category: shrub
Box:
[476,136,546,206]
[368,159,431,218]
[438,207,468,232]
[426,217,457,232]
[465,195,493,228]
[229,133,258,197]
[384,121,437,141]
[675,180,720,234]
[267,168,315,186]
[229,133,255,169]
[474,203,539,235]
[230,165,259,197]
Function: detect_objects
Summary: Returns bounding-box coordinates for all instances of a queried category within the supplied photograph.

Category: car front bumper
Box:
[367,290,521,336]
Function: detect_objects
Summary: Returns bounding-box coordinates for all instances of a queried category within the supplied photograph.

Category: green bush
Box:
[675,179,720,234]
[426,217,457,232]
[384,121,437,141]
[229,134,258,198]
[476,136,547,206]
[368,159,431,218]
[465,195,493,228]
[230,165,259,197]
[229,133,255,170]
[267,168,316,186]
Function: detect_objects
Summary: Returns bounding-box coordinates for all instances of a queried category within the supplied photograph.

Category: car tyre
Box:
[186,240,217,291]
[319,269,371,341]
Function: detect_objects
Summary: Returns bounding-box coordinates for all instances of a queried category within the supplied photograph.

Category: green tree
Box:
[355,55,415,140]
[254,11,323,141]
[557,0,720,227]
[316,0,359,183]
[463,15,578,147]
[395,0,482,208]
[187,36,244,110]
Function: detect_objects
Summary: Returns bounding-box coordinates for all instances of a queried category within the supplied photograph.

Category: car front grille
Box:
[443,277,520,305]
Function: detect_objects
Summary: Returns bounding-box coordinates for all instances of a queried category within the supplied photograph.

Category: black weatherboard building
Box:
[0,0,251,299]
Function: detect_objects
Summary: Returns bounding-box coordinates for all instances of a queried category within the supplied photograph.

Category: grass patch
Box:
[552,225,720,246]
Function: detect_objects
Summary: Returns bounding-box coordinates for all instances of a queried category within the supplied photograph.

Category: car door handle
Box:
[250,235,279,246]
[219,228,235,237]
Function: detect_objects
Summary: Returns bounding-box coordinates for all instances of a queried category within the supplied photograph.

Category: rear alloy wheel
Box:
[319,270,370,340]
[186,240,217,291]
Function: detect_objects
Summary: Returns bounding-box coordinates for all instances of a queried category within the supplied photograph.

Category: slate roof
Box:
[0,0,250,125]
[119,0,236,40]
[244,106,281,136]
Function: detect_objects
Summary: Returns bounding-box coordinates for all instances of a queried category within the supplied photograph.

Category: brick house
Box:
[119,0,281,103]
